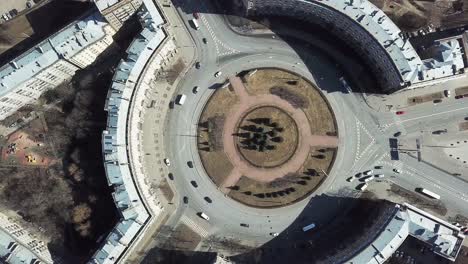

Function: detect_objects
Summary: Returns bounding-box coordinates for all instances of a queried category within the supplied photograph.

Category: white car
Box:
[444,90,451,97]
[357,183,368,191]
[163,158,171,166]
[199,212,210,221]
[270,232,279,237]
[346,176,355,182]
[393,168,401,173]
[363,170,373,176]
[214,71,222,77]
[363,176,374,183]
[375,174,385,178]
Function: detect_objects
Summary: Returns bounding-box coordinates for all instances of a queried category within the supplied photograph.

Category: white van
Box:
[363,176,374,183]
[357,183,368,191]
[199,212,210,221]
[176,94,186,105]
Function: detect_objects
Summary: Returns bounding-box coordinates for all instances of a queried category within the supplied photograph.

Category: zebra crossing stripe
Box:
[180,215,209,238]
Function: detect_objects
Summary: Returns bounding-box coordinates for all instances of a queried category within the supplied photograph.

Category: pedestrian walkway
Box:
[180,215,210,238]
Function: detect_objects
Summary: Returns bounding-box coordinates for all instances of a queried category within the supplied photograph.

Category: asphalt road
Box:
[156,0,468,253]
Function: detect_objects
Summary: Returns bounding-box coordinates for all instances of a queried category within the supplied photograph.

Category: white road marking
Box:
[200,15,239,56]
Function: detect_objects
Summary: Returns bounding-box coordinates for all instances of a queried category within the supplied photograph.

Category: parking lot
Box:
[0,0,38,24]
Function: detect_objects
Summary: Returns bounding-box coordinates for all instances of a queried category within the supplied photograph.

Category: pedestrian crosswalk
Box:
[180,215,210,238]
[200,15,239,57]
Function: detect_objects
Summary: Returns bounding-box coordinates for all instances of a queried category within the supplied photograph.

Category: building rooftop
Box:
[0,11,109,97]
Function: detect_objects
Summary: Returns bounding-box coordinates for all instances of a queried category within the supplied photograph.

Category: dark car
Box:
[202,38,207,44]
[190,181,198,188]
[195,62,201,69]
[168,173,174,180]
[204,196,212,203]
[394,131,402,137]
[455,95,464,99]
[187,161,194,168]
[432,129,447,135]
[183,196,188,204]
[240,223,249,228]
[433,99,442,104]
[193,12,199,19]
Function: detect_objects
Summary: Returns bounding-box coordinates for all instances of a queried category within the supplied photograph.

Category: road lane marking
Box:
[200,15,239,56]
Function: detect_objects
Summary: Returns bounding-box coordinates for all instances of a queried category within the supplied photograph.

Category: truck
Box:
[191,19,200,30]
[416,188,440,200]
[302,223,316,232]
[176,94,186,105]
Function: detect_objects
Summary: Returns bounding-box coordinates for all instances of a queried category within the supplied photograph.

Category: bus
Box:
[302,223,316,232]
[416,188,441,200]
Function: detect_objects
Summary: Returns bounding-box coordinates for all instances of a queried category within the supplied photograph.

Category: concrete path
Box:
[220,76,338,191]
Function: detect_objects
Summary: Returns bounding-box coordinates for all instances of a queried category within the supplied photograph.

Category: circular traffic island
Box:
[197,68,338,208]
[236,106,298,168]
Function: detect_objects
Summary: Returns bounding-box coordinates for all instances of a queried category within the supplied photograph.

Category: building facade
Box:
[94,0,143,31]
[0,12,115,120]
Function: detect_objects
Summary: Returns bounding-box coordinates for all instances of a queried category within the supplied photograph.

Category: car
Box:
[193,12,199,19]
[187,161,194,168]
[355,172,362,178]
[168,173,174,180]
[270,232,279,237]
[202,38,207,44]
[356,183,368,191]
[363,176,375,183]
[374,165,383,169]
[346,176,355,182]
[363,170,373,176]
[27,2,33,8]
[190,181,198,188]
[198,212,209,221]
[183,196,188,204]
[375,174,385,178]
[204,196,212,203]
[432,129,447,135]
[455,95,464,99]
[464,229,468,235]
[444,90,451,97]
[163,158,170,166]
[195,62,201,69]
[396,111,405,115]
[394,131,402,137]
[393,168,401,173]
[453,222,462,227]
[214,71,222,77]
[192,86,199,94]
[433,99,442,104]
[240,223,249,227]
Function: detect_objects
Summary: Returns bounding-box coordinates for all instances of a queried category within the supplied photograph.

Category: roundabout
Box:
[197,68,338,208]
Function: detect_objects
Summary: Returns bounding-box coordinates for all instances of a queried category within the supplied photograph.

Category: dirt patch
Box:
[388,184,447,216]
[459,121,468,131]
[162,224,202,251]
[243,69,336,136]
[159,179,174,202]
[455,86,468,96]
[408,92,444,106]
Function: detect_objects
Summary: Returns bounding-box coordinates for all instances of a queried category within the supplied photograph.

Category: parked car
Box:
[444,90,451,97]
[394,131,402,137]
[183,196,188,204]
[433,99,442,104]
[374,165,383,169]
[396,111,405,115]
[375,174,385,178]
[270,232,279,237]
[195,62,201,69]
[363,170,373,176]
[346,176,355,182]
[432,129,447,135]
[240,223,249,227]
[193,12,199,19]
[214,71,222,77]
[202,38,207,44]
[192,86,200,94]
[455,95,463,99]
[356,183,368,191]
[204,196,212,203]
[393,168,401,173]
[164,158,171,166]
